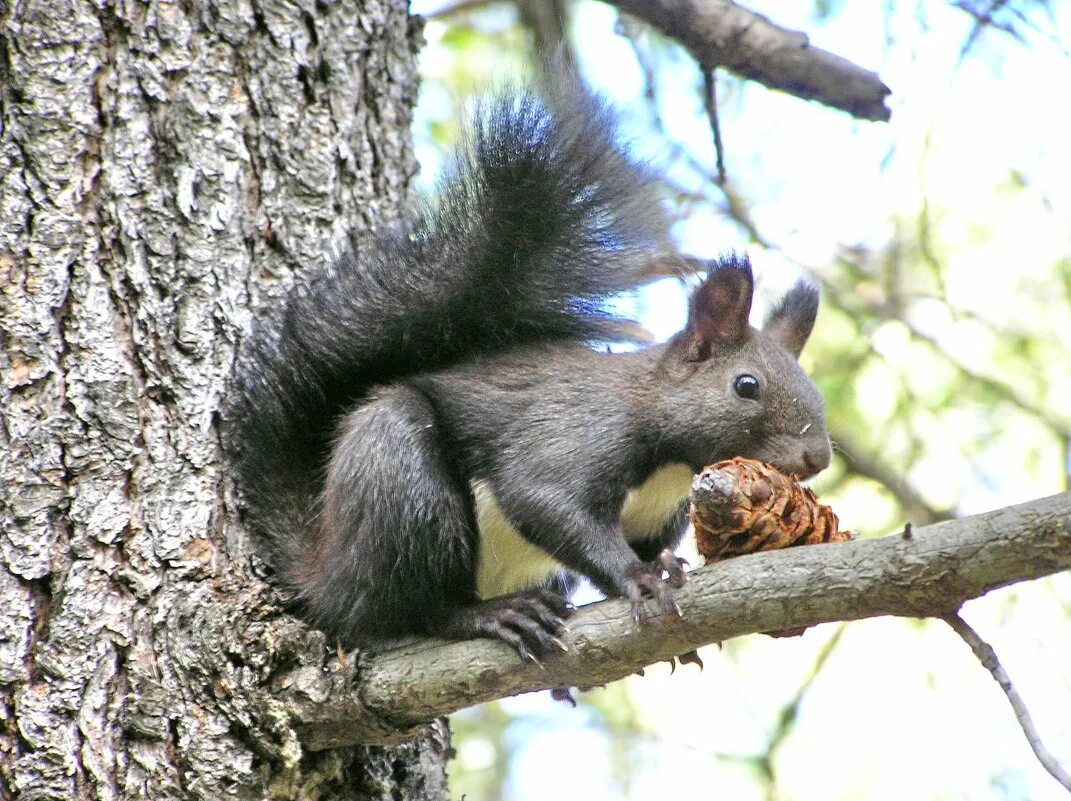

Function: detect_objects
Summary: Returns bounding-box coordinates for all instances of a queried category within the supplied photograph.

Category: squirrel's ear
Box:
[685,253,754,359]
[763,280,819,358]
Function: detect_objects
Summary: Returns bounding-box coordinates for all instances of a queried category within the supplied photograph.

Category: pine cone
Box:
[690,457,851,564]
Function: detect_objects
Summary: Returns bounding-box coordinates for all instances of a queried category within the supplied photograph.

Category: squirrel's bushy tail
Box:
[227,84,669,577]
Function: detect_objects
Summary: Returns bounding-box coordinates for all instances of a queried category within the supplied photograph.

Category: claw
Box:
[678,649,704,670]
[550,687,577,706]
[631,602,646,627]
[427,718,451,754]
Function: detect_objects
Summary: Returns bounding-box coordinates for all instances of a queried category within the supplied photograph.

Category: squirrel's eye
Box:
[734,374,760,399]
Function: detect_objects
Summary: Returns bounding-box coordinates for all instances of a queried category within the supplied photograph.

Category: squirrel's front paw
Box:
[657,547,689,588]
[622,549,688,625]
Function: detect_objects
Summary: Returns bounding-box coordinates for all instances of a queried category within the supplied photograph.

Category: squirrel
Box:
[227,84,832,664]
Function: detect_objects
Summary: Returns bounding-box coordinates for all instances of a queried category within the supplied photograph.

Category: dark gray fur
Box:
[226,85,831,660]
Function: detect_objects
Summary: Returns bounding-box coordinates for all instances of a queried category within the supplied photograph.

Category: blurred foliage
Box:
[409,1,1070,799]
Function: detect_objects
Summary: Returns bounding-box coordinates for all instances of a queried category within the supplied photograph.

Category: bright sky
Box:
[409,3,1071,799]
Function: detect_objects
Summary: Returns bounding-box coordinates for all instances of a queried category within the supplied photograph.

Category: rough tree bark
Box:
[0,2,448,799]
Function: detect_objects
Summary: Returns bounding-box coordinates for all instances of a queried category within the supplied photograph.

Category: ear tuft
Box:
[763,279,819,358]
[685,252,755,358]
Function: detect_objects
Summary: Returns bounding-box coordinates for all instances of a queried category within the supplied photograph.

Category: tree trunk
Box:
[0,2,445,798]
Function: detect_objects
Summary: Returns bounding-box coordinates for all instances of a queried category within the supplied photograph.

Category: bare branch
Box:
[821,278,1071,439]
[701,68,728,183]
[605,0,892,120]
[943,612,1071,793]
[282,491,1071,747]
[954,0,1024,64]
[831,429,956,526]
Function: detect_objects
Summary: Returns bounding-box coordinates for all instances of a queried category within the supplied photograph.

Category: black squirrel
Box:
[227,85,831,663]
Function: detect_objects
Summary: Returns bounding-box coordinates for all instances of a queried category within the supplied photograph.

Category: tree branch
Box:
[279,491,1071,747]
[943,612,1071,792]
[604,0,892,120]
[831,429,956,526]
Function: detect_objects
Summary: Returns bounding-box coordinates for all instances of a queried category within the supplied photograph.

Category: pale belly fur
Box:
[473,463,694,599]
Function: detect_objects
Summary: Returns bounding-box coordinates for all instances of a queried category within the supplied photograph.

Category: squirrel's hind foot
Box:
[431,589,573,665]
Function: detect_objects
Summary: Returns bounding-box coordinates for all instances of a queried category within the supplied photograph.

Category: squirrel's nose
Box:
[800,440,832,478]
[789,437,832,479]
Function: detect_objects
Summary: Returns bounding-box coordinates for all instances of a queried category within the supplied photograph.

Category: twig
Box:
[766,625,846,757]
[943,611,1071,793]
[702,68,727,183]
[953,0,1022,65]
[820,281,1071,438]
[830,430,954,526]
